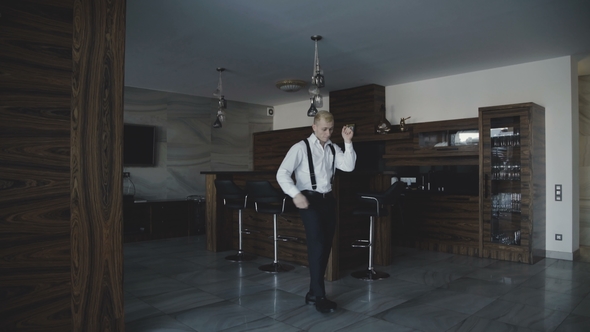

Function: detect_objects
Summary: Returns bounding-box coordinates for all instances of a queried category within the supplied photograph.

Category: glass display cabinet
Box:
[479,103,545,264]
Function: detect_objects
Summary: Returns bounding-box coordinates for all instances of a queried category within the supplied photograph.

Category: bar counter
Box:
[202,170,396,281]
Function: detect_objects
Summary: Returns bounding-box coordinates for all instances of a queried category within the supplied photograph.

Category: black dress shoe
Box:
[315,296,337,313]
[305,292,316,305]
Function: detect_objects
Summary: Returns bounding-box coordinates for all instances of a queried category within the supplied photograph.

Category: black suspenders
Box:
[303,139,335,190]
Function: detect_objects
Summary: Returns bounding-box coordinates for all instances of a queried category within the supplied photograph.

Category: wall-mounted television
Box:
[124,124,156,166]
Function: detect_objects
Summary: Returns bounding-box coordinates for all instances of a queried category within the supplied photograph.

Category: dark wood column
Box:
[0,1,74,330]
[205,173,232,252]
[71,0,126,330]
[0,0,126,330]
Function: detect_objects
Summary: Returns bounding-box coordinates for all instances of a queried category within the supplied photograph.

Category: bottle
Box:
[123,172,135,198]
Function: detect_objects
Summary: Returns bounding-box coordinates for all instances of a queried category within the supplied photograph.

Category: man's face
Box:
[312,118,334,144]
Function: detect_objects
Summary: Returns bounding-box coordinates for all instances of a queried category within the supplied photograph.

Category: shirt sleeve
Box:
[335,142,356,172]
[276,143,305,198]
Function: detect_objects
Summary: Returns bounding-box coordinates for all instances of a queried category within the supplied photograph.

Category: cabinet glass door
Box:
[489,116,521,245]
[480,102,544,264]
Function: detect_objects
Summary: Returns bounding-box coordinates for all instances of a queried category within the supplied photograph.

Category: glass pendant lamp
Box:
[307,97,318,117]
[123,172,136,198]
[307,35,325,116]
[213,68,227,127]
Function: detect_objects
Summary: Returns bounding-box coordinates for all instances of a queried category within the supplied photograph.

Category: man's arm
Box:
[342,125,354,143]
[276,143,309,209]
[337,126,356,172]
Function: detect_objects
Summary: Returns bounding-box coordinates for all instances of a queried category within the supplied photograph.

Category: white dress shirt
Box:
[276,133,356,198]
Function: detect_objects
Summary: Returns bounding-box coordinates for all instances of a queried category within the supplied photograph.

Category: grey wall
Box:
[123,86,273,200]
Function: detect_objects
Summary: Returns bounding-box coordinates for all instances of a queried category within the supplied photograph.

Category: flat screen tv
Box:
[124,124,156,166]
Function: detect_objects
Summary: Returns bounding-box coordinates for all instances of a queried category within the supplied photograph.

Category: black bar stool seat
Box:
[246,180,294,273]
[351,181,406,280]
[215,179,256,262]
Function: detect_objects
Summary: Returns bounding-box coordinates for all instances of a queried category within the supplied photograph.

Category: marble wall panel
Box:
[580,165,590,198]
[581,198,590,246]
[211,100,272,171]
[581,137,590,167]
[167,142,210,167]
[124,87,169,143]
[211,150,251,170]
[580,76,590,136]
[127,149,168,201]
[123,87,271,200]
[580,75,590,246]
[167,94,211,145]
[167,142,210,198]
[167,165,207,198]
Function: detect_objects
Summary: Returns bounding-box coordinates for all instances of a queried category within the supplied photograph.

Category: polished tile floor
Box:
[125,235,590,331]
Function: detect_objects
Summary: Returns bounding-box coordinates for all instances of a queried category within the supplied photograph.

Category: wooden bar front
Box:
[203,170,394,281]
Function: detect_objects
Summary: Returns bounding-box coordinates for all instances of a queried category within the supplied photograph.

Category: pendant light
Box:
[307,35,324,116]
[307,97,318,117]
[213,67,227,128]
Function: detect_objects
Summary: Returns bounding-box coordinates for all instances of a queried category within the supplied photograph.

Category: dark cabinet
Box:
[150,201,188,239]
[124,199,201,242]
[123,197,150,242]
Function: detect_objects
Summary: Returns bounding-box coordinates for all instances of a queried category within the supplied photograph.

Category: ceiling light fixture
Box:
[307,35,324,117]
[307,97,318,117]
[213,67,226,128]
[276,79,307,92]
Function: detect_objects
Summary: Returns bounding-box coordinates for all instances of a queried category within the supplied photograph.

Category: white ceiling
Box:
[125,0,590,107]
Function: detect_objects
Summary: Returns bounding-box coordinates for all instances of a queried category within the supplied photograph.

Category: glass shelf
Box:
[489,118,521,245]
[419,129,479,148]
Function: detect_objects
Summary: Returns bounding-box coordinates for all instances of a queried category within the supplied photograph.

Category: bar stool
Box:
[246,180,294,273]
[351,181,406,280]
[214,179,256,262]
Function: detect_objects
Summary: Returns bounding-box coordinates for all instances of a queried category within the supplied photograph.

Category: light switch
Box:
[555,184,562,201]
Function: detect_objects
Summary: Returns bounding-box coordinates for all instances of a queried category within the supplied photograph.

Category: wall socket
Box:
[555,234,563,241]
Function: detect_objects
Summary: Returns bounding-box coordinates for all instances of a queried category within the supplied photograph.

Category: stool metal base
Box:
[351,268,390,281]
[225,251,257,262]
[259,262,294,273]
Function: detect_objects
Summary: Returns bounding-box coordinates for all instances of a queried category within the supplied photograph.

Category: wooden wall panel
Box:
[253,127,310,171]
[71,0,126,330]
[0,1,73,330]
[253,84,390,172]
[394,194,480,256]
[531,104,546,260]
[329,84,385,138]
[384,117,479,167]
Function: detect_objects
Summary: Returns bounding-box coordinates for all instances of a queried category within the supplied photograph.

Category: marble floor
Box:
[125,236,590,332]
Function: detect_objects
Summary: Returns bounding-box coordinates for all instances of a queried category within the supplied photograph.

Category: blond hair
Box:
[314,110,333,124]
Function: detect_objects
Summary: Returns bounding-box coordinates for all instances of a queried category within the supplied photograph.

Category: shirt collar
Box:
[308,133,332,147]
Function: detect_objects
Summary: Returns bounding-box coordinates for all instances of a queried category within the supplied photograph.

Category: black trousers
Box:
[299,191,336,297]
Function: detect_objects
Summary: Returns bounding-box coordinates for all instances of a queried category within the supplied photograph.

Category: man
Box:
[276,110,356,313]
